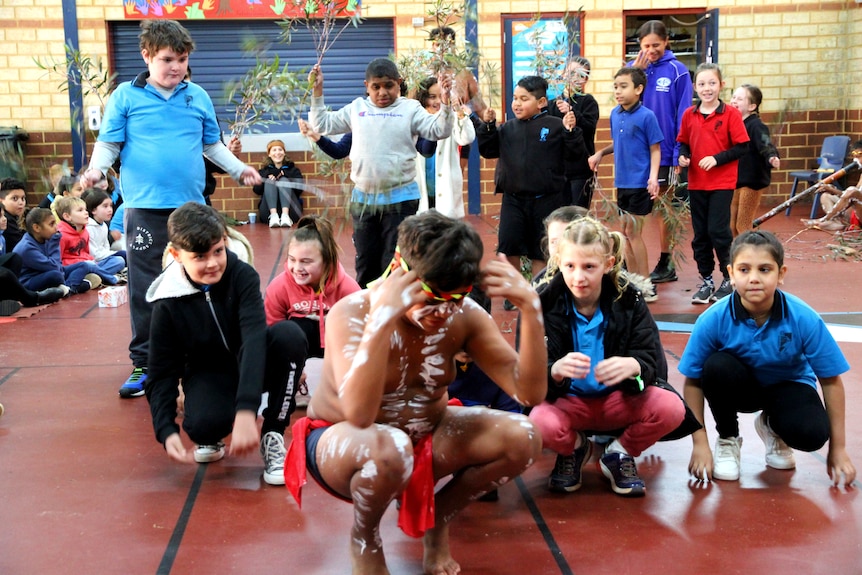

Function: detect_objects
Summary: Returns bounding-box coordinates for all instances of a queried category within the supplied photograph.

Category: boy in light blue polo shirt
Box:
[588,67,663,291]
[81,20,261,398]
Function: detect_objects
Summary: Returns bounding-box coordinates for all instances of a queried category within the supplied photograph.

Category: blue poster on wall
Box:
[510,18,569,101]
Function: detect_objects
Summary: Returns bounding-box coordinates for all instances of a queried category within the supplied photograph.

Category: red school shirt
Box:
[677,101,749,191]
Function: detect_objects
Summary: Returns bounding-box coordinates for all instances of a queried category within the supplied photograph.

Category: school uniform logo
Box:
[656,77,671,92]
[131,225,154,252]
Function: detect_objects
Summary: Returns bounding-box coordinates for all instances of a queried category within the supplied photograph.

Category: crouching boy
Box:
[146,202,296,485]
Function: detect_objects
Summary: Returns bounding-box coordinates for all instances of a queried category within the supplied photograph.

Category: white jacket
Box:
[416,113,476,219]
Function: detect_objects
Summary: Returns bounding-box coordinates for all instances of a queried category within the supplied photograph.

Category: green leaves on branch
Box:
[225,55,305,139]
[34,44,116,137]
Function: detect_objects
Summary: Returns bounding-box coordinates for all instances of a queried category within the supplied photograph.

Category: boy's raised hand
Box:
[368,265,423,328]
[437,74,452,105]
[482,108,496,124]
[298,118,321,142]
[562,110,576,131]
[480,253,538,312]
[309,65,324,97]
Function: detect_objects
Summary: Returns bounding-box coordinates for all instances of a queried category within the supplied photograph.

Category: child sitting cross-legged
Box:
[54,195,125,292]
[13,208,76,293]
[83,189,127,275]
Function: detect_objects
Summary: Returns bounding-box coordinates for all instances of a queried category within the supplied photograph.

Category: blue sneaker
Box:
[548,433,592,493]
[600,452,645,497]
[119,367,147,398]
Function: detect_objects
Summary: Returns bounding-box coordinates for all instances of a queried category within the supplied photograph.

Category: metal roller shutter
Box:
[108,19,395,134]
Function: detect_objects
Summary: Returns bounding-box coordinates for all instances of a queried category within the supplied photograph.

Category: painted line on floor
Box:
[657,321,862,343]
[156,463,208,575]
[515,476,575,575]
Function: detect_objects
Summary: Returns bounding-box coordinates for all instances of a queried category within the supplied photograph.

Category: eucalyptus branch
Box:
[225,55,305,139]
[277,0,363,104]
[479,62,501,111]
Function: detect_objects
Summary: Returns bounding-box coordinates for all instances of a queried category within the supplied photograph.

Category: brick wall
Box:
[3,0,861,219]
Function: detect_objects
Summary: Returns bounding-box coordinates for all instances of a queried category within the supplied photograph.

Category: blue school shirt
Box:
[98,73,221,209]
[567,304,609,396]
[678,290,848,389]
[609,102,664,189]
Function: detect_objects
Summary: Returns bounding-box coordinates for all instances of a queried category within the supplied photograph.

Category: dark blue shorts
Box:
[617,188,653,216]
[306,426,352,503]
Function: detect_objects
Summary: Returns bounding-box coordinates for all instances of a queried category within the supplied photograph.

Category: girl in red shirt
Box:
[677,63,749,305]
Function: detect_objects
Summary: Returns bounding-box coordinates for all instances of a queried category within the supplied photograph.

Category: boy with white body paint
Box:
[284,211,547,575]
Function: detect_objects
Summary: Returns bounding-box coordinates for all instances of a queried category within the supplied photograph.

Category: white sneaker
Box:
[713,436,742,481]
[279,213,293,227]
[268,213,280,228]
[755,412,796,470]
[194,442,225,463]
[260,431,286,485]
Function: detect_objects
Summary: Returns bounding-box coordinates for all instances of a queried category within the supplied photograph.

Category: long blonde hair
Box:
[544,216,629,299]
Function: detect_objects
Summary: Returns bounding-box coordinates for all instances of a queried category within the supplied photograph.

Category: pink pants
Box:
[529,386,685,456]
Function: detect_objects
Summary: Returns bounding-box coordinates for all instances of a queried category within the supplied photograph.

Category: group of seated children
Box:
[0,173,127,315]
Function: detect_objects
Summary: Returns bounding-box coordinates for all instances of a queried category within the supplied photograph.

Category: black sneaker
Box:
[710,278,733,302]
[0,300,21,316]
[599,452,645,497]
[35,286,69,305]
[649,265,678,284]
[548,434,593,493]
[691,278,714,305]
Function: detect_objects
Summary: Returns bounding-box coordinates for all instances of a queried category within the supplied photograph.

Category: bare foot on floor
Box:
[802,218,845,232]
[423,527,461,575]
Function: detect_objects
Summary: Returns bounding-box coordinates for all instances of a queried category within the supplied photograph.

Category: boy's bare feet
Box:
[802,218,845,232]
[423,526,461,575]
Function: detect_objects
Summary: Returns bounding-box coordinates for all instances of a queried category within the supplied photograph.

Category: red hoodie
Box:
[57,220,94,266]
[264,261,361,347]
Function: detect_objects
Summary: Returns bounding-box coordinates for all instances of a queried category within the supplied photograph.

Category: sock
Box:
[606,439,629,456]
[658,252,670,267]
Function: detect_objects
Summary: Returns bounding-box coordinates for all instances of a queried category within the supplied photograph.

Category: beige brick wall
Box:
[1,0,860,217]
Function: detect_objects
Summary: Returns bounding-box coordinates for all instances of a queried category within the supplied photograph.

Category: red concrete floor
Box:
[1,202,861,574]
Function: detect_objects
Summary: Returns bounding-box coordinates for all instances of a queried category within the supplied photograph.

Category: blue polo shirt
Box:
[609,102,664,189]
[678,290,848,389]
[98,72,221,209]
[567,303,608,396]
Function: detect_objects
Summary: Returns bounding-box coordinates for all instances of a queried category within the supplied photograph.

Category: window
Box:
[624,9,719,77]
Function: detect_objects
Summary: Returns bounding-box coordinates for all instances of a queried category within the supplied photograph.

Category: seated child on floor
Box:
[145,202,298,486]
[264,215,360,409]
[83,190,127,271]
[13,208,72,293]
[42,174,83,210]
[54,196,124,290]
[0,178,27,252]
[0,204,68,313]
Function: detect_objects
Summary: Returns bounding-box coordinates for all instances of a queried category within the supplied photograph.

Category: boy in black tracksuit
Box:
[477,75,586,280]
[145,203,298,486]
